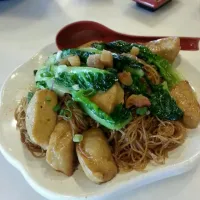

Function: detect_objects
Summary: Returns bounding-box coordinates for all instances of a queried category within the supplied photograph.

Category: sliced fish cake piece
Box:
[26,89,57,149]
[76,128,117,184]
[146,37,180,63]
[90,83,124,114]
[171,81,200,128]
[46,120,75,176]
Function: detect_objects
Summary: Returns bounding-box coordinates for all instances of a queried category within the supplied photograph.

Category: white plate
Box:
[0,43,200,200]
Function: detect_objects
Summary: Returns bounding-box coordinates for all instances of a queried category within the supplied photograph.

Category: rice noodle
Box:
[110,116,186,172]
[15,95,187,171]
[58,94,89,135]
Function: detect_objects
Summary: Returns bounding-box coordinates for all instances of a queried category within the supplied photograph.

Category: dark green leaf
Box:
[36,81,48,89]
[33,70,38,76]
[59,109,72,120]
[27,92,34,103]
[127,76,149,95]
[92,40,182,88]
[53,104,61,112]
[55,67,118,92]
[136,107,148,116]
[150,86,183,120]
[112,53,143,71]
[92,40,132,53]
[131,44,182,88]
[124,67,144,77]
[110,104,131,124]
[91,42,106,51]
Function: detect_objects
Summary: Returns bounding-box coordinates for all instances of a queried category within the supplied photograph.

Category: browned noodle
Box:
[110,116,186,172]
[58,94,90,134]
[15,95,187,171]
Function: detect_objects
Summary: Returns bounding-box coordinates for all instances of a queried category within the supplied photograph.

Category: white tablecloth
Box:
[0,0,200,199]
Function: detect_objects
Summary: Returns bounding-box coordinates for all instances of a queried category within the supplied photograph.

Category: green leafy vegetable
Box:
[112,53,143,71]
[131,44,182,88]
[45,48,100,66]
[54,66,117,92]
[36,80,48,89]
[63,48,101,64]
[92,41,132,53]
[72,90,132,130]
[136,107,148,116]
[110,104,132,124]
[161,81,169,91]
[91,42,106,51]
[35,66,117,95]
[33,70,38,76]
[149,85,183,120]
[82,88,96,97]
[73,134,83,142]
[92,40,182,88]
[35,66,69,96]
[92,40,132,54]
[58,109,72,120]
[127,76,149,95]
[53,104,61,112]
[124,67,144,77]
[27,92,34,103]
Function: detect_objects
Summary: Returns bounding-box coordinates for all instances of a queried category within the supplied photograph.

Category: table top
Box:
[0,0,200,200]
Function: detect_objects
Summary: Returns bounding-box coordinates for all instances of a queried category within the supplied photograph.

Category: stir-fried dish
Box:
[14,37,200,184]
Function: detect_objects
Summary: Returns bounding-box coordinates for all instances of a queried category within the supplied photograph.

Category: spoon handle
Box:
[56,21,200,51]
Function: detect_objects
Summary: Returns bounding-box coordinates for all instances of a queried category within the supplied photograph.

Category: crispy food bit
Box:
[126,94,151,108]
[100,50,113,68]
[68,55,81,66]
[87,54,104,69]
[130,46,140,56]
[59,58,71,66]
[118,71,133,86]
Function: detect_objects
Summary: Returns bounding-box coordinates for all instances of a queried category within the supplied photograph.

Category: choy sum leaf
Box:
[54,66,118,92]
[92,40,182,88]
[35,66,118,95]
[149,85,183,120]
